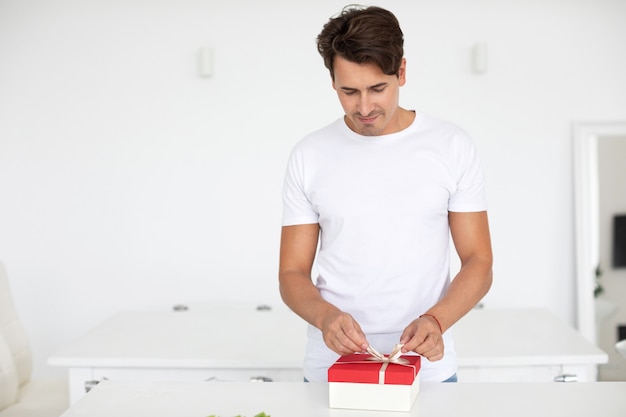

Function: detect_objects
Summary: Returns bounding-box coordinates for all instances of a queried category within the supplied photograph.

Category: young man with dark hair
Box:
[279,5,493,383]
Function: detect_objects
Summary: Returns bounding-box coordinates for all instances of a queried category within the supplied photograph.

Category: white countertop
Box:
[49,306,607,370]
[453,308,607,366]
[49,303,307,369]
[60,380,626,417]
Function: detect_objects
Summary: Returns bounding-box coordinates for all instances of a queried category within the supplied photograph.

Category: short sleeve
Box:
[448,131,487,212]
[281,146,320,226]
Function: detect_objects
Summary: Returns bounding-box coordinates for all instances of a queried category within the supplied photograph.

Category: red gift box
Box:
[328,353,420,384]
[328,353,421,411]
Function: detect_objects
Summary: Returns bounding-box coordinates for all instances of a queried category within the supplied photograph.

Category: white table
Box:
[49,306,608,405]
[453,308,608,382]
[59,380,626,417]
[49,303,308,404]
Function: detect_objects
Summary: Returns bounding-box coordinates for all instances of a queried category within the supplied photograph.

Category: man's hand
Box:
[320,310,368,356]
[399,315,444,361]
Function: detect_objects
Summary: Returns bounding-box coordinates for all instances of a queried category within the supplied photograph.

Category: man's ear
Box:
[398,58,407,86]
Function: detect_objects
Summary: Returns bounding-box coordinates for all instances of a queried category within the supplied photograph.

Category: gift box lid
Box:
[328,353,420,385]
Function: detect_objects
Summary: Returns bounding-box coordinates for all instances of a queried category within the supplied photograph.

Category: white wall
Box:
[1,0,626,378]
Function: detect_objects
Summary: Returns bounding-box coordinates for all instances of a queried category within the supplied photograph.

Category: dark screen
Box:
[613,215,626,268]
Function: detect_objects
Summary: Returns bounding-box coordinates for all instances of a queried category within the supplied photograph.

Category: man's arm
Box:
[400,211,493,360]
[279,224,368,355]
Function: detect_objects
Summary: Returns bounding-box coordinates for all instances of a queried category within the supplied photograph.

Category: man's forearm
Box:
[424,257,493,333]
[279,270,340,330]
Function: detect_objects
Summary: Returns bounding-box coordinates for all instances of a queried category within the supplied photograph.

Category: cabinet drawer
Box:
[90,367,304,383]
[67,366,304,405]
[458,365,563,382]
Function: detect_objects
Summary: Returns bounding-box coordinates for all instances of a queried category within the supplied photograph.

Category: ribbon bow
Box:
[366,343,409,365]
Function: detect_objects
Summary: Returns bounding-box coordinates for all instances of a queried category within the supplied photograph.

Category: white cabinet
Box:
[49,303,307,404]
[453,308,608,382]
[49,305,608,405]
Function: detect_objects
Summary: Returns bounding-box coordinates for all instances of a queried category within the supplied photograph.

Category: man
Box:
[279,5,493,383]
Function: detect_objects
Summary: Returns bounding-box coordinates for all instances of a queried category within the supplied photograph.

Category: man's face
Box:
[332,55,406,136]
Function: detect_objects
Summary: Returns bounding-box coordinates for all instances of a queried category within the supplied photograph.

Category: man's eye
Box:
[344,90,357,96]
[372,88,385,93]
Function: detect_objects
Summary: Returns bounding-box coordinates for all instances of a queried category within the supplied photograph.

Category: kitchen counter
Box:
[49,305,608,405]
[453,308,607,382]
[60,380,626,417]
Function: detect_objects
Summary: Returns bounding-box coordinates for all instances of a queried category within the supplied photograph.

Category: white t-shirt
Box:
[282,112,487,382]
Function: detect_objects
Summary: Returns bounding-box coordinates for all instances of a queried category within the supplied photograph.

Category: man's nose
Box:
[358,93,375,116]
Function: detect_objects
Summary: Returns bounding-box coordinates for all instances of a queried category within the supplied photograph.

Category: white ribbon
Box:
[365,344,410,384]
[366,343,408,364]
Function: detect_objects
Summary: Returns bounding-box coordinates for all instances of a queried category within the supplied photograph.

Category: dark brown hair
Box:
[316,5,404,80]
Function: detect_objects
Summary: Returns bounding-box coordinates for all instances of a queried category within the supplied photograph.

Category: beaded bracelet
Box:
[420,313,443,334]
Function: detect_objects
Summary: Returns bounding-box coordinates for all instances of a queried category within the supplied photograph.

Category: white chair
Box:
[0,261,68,417]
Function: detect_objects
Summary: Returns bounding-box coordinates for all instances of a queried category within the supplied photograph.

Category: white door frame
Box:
[572,121,626,343]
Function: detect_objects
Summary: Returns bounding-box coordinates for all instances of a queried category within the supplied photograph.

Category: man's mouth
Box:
[357,114,380,124]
